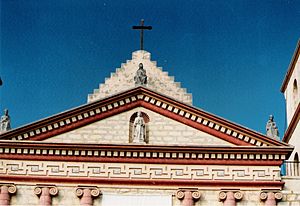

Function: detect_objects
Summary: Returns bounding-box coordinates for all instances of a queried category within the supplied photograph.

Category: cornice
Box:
[0,87,288,147]
[283,103,300,143]
[281,39,300,92]
[0,141,292,165]
[0,176,284,189]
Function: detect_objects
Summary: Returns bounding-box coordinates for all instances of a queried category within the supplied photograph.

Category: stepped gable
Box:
[88,50,192,105]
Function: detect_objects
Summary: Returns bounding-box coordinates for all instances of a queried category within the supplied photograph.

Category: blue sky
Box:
[0,0,299,137]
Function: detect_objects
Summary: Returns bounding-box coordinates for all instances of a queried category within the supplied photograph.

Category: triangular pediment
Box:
[0,87,288,147]
[43,107,233,146]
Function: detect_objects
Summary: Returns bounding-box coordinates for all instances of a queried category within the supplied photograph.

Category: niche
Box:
[129,111,150,144]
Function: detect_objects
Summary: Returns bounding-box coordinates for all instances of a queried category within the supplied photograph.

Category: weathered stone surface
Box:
[45,107,232,146]
[88,50,192,105]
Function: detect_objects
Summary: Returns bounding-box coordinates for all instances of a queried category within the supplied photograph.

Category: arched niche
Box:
[129,112,150,143]
[293,79,298,108]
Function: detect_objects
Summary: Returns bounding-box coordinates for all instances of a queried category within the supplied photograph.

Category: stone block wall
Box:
[45,107,231,146]
[87,50,192,105]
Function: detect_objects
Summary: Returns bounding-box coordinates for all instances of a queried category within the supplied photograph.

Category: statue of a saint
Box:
[134,63,147,85]
[132,111,146,143]
[266,115,279,140]
[0,109,11,132]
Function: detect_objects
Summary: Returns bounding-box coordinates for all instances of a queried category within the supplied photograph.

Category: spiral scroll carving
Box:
[49,187,58,196]
[219,191,227,201]
[34,187,42,196]
[75,188,84,197]
[7,185,17,194]
[192,191,201,200]
[260,192,268,201]
[274,192,283,201]
[91,188,101,197]
[176,190,185,200]
[234,191,243,201]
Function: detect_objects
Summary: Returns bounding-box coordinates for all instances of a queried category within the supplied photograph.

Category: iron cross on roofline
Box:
[132,19,152,50]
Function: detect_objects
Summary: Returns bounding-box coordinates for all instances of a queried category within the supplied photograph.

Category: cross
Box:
[132,19,152,50]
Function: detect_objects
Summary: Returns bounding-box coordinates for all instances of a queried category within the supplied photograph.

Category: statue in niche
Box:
[266,115,279,140]
[134,63,147,86]
[132,111,146,143]
[0,109,11,132]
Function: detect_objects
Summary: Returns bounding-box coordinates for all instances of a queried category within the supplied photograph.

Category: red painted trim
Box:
[281,40,300,92]
[0,87,289,147]
[0,154,284,166]
[283,103,300,143]
[140,101,250,146]
[141,89,288,147]
[0,141,292,153]
[29,101,141,141]
[0,175,284,189]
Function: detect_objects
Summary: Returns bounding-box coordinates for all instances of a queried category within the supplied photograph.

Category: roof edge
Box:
[283,102,300,143]
[281,39,300,93]
[0,86,289,147]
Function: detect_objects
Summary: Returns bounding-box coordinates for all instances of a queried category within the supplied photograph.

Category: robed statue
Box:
[132,111,145,143]
[266,115,279,140]
[0,109,11,132]
[134,63,147,86]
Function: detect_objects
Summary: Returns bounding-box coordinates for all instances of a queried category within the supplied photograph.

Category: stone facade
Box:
[0,46,296,206]
[45,107,232,146]
[88,50,192,105]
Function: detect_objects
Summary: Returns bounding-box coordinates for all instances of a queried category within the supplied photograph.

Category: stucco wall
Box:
[284,55,299,125]
[286,121,300,162]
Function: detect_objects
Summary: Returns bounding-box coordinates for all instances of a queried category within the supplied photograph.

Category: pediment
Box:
[43,107,233,146]
[0,87,289,147]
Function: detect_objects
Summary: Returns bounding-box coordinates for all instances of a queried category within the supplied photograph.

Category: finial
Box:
[132,19,152,50]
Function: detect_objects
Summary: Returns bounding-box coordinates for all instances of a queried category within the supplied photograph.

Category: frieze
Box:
[0,160,281,182]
